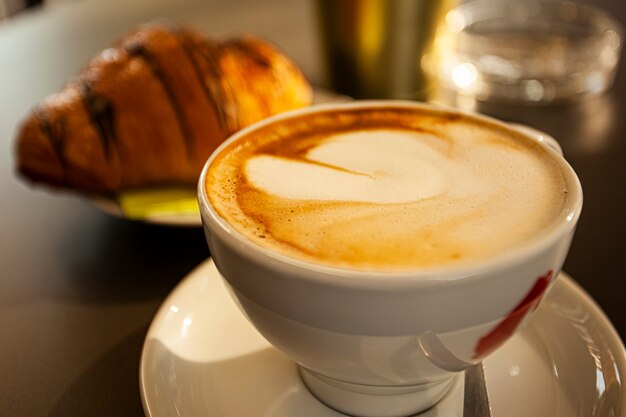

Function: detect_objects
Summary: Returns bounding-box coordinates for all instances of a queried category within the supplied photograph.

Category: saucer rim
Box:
[139,259,626,417]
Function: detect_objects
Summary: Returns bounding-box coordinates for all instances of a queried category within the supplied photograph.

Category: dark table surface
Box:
[0,0,624,415]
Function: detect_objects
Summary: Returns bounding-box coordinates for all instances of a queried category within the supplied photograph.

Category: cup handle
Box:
[417,331,475,372]
[509,123,563,156]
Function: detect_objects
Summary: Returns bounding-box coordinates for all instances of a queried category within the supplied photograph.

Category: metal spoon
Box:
[463,362,492,417]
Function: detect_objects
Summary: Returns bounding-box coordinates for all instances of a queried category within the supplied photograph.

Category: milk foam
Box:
[245,130,467,203]
[206,108,568,270]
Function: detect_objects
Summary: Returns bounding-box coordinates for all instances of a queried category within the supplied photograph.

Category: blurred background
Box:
[0,1,624,416]
[0,0,39,19]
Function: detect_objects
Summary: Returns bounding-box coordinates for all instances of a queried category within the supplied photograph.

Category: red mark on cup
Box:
[473,270,553,359]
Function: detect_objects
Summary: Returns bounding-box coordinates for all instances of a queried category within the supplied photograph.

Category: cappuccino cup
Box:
[198,101,582,417]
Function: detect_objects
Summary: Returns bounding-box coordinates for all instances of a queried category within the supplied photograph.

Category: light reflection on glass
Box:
[169,305,180,313]
[446,9,466,33]
[452,63,478,90]
[181,316,193,338]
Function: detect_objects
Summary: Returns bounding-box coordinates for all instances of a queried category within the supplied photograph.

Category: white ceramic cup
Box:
[198,101,583,417]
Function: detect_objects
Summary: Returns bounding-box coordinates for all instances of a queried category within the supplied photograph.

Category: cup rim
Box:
[198,100,583,289]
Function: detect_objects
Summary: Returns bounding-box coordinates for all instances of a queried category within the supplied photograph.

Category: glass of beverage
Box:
[198,101,582,417]
[434,0,623,104]
[315,0,456,101]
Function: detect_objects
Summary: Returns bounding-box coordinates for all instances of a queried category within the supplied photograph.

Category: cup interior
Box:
[198,100,583,286]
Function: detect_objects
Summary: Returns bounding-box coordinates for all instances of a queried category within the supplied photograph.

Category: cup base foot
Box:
[298,367,455,417]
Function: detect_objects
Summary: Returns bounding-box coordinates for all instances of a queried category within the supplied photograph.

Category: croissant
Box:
[15,23,312,193]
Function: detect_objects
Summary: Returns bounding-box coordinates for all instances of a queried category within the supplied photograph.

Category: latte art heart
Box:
[206,107,568,271]
[245,131,458,204]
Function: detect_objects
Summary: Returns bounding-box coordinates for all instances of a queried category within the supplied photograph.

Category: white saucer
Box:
[140,259,626,417]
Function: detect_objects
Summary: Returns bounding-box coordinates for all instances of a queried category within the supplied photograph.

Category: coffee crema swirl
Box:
[206,107,568,271]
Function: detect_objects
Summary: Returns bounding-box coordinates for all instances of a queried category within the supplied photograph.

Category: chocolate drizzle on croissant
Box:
[82,82,116,160]
[124,36,195,160]
[175,30,231,134]
[35,106,67,183]
[15,23,312,194]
